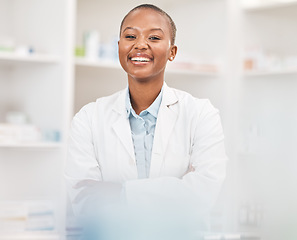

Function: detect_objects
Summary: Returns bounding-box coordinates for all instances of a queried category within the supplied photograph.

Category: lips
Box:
[130,57,150,62]
[128,53,153,64]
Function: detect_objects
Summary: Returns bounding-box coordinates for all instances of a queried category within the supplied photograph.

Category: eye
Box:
[125,35,136,39]
[149,36,161,40]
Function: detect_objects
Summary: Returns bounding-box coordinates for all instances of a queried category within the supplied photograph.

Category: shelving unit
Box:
[0,0,73,239]
[236,0,297,235]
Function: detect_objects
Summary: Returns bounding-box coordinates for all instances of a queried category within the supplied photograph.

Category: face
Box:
[118,8,177,83]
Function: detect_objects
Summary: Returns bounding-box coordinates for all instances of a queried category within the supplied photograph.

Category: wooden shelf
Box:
[243,0,297,11]
[0,52,61,64]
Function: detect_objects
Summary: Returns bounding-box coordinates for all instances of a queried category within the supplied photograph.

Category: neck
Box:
[128,77,164,115]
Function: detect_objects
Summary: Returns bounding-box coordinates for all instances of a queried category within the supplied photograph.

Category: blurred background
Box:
[0,0,296,239]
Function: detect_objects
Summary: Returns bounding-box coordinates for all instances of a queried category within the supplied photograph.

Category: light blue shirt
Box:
[125,86,163,179]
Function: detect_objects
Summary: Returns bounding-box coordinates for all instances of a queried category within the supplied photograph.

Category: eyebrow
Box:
[122,27,164,34]
[150,28,164,33]
[122,27,135,33]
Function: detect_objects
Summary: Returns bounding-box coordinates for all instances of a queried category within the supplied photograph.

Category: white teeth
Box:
[131,57,150,62]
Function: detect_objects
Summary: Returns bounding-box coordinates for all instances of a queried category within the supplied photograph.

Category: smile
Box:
[130,57,151,62]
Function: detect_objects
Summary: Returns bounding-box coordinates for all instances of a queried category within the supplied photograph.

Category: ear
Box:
[168,45,177,61]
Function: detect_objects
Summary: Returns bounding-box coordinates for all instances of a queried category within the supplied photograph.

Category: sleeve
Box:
[64,103,103,216]
[124,100,227,216]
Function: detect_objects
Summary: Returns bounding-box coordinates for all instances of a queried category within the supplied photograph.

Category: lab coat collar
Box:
[161,82,179,107]
[149,82,179,178]
[111,89,135,161]
[113,89,127,115]
[112,82,178,115]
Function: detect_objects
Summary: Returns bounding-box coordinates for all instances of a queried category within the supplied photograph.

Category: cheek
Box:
[118,42,131,56]
[154,45,171,61]
[118,42,131,70]
[118,45,125,59]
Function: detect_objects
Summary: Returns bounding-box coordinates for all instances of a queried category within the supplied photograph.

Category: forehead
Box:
[122,8,171,33]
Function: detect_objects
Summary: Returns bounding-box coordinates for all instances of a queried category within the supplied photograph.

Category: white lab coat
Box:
[65,82,227,217]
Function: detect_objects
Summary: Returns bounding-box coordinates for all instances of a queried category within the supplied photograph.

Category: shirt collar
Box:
[125,85,163,119]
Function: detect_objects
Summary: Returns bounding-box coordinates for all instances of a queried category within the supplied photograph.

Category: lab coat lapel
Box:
[112,91,135,162]
[150,83,179,178]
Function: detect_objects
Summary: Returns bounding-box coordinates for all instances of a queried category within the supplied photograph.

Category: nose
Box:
[134,36,148,50]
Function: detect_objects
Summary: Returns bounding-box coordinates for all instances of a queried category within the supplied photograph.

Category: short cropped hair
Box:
[120,4,177,45]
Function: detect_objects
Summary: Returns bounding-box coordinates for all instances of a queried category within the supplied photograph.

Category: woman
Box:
[65,4,227,231]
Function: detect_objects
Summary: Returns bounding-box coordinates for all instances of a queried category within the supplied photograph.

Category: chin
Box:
[130,69,165,81]
[129,70,154,81]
